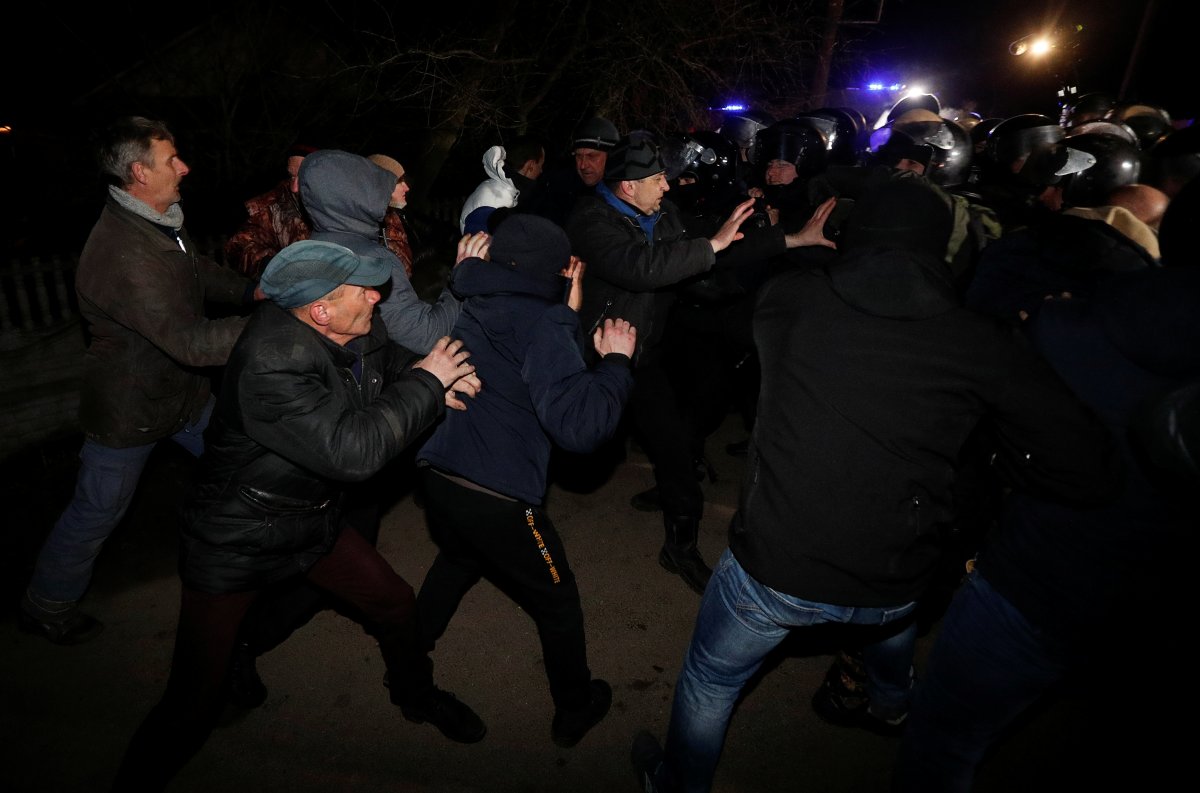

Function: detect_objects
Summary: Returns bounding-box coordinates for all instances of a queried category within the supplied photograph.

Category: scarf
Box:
[108,184,185,230]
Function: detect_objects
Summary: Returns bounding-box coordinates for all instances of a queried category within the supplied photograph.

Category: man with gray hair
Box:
[19,115,258,645]
[111,239,486,790]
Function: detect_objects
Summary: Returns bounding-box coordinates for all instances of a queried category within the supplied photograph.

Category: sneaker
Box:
[631,730,670,793]
[551,679,612,748]
[17,609,104,645]
[227,642,268,709]
[396,686,487,744]
[630,486,662,512]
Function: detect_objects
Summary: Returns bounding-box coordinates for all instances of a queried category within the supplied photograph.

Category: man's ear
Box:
[130,160,149,186]
[617,180,635,200]
[308,301,332,328]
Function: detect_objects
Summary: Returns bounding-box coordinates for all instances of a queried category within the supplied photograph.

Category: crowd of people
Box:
[14,87,1199,791]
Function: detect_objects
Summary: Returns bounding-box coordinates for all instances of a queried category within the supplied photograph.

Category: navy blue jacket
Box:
[417,257,634,504]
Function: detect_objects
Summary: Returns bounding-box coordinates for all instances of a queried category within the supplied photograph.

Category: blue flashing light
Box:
[867,82,884,91]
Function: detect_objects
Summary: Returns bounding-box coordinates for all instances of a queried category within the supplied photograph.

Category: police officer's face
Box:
[627,172,669,214]
[764,159,798,186]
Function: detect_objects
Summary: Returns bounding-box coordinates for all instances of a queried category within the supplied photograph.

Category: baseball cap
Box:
[259,240,391,308]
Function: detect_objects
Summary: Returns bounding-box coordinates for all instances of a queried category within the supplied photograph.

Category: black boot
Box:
[226,641,268,709]
[658,515,711,595]
[379,621,487,744]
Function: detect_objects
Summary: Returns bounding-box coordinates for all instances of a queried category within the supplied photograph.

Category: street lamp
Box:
[1010,24,1085,111]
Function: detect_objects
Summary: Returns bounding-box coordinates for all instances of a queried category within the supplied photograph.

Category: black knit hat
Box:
[488,214,571,276]
[604,136,667,181]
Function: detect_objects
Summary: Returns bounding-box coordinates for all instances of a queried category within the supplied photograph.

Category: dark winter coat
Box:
[979,265,1200,646]
[179,303,444,593]
[730,244,1119,608]
[417,255,634,504]
[566,185,715,365]
[75,196,252,448]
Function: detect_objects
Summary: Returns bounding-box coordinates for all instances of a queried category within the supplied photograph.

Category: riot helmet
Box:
[718,109,775,162]
[794,107,868,166]
[753,118,829,175]
[660,133,719,182]
[1060,92,1116,128]
[1123,114,1173,151]
[868,109,955,173]
[1059,131,1142,207]
[985,113,1096,188]
[687,130,739,195]
[930,120,973,187]
[886,93,942,124]
[1144,124,1200,198]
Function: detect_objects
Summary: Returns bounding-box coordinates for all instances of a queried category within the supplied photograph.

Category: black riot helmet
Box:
[718,109,775,162]
[1059,131,1142,207]
[753,118,829,175]
[985,113,1096,188]
[660,133,719,182]
[868,109,955,172]
[1145,124,1200,197]
[794,107,868,166]
[931,120,974,187]
[687,130,739,195]
[1060,91,1116,128]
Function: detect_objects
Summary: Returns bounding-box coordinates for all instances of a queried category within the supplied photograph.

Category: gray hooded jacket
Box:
[299,149,461,353]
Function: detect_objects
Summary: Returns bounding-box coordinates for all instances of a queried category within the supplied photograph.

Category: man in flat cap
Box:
[565,135,759,595]
[111,240,487,791]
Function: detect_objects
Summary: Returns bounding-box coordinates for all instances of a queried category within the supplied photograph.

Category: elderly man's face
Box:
[627,172,670,215]
[575,148,607,187]
[322,284,381,345]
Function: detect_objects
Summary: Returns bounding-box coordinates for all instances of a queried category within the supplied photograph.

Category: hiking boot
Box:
[395,686,487,744]
[630,486,662,512]
[551,679,612,748]
[227,641,268,709]
[18,608,104,646]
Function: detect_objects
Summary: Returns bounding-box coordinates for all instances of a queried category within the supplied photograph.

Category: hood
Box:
[482,145,512,183]
[299,149,394,239]
[827,248,960,320]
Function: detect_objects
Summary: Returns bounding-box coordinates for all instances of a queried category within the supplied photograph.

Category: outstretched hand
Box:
[455,231,491,266]
[593,318,636,359]
[783,197,838,250]
[561,256,586,312]
[709,198,756,253]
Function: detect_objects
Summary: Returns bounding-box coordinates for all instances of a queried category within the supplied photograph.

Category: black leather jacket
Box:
[179,302,444,593]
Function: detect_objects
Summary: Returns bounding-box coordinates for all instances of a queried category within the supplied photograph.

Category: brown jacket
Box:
[223,181,311,277]
[76,196,252,447]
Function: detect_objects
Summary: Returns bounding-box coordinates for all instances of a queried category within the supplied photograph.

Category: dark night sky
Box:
[2,0,1187,123]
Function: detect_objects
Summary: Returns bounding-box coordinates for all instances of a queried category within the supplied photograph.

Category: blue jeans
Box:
[659,547,918,793]
[25,398,213,610]
[892,570,1068,793]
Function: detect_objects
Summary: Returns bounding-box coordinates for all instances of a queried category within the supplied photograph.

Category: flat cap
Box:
[259,240,391,308]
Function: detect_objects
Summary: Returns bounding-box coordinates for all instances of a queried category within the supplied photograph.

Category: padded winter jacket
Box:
[179,303,444,593]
